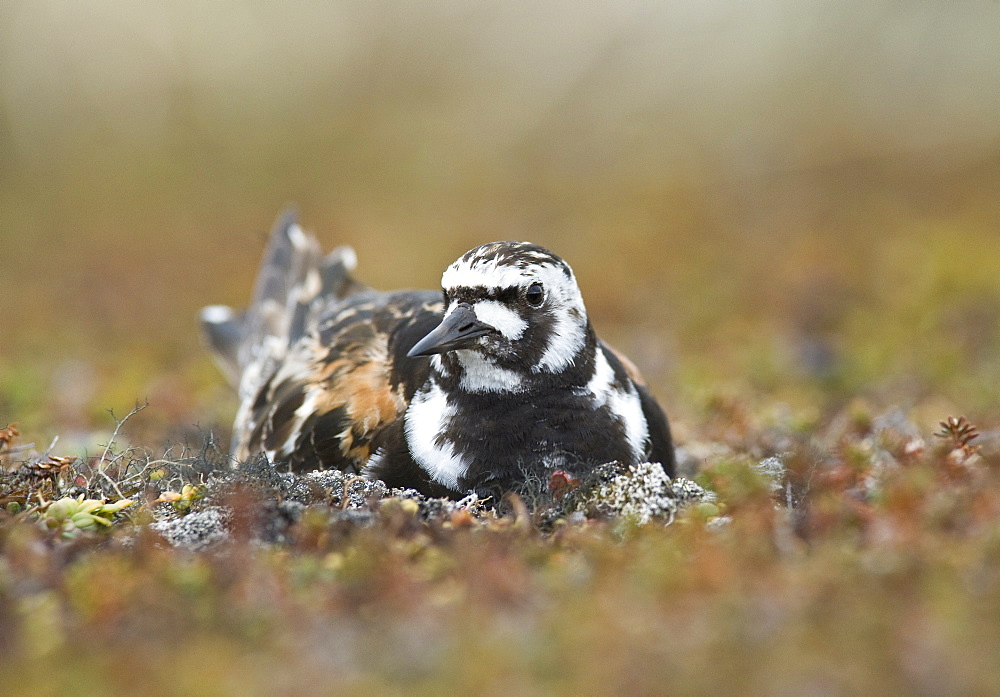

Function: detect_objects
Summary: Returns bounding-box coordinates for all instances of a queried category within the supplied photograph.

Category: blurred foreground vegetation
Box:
[3,406,1000,694]
[3,1,1000,694]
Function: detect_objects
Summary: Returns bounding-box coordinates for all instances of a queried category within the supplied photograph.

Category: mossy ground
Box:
[2,404,1000,695]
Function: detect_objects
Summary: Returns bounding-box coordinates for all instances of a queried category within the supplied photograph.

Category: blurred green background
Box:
[2,1,999,447]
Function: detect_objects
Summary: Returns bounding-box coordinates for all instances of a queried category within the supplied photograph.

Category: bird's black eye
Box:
[525,282,544,307]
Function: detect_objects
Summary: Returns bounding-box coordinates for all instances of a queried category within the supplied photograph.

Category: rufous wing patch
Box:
[311,338,406,463]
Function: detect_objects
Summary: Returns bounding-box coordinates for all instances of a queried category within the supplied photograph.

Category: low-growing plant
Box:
[33,495,134,538]
[155,484,207,514]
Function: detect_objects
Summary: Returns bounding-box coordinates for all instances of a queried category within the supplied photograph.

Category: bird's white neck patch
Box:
[405,383,468,490]
[586,348,649,462]
[536,311,586,373]
[455,350,525,393]
[586,347,617,401]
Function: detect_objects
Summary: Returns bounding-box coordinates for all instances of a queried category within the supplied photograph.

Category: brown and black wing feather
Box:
[236,291,443,472]
[201,210,441,472]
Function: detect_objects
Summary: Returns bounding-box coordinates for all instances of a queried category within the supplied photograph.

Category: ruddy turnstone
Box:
[201,210,674,498]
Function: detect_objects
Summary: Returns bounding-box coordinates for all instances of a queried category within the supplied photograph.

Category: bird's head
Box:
[407,241,594,392]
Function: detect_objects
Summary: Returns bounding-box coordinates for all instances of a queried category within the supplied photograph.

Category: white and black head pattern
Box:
[407,241,595,394]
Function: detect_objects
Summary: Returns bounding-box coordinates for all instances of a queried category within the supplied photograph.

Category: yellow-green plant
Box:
[35,496,133,538]
[155,484,206,514]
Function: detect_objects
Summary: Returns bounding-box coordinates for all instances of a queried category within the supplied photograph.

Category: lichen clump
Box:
[574,462,716,525]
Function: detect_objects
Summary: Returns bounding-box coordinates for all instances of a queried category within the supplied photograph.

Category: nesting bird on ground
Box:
[201,211,674,498]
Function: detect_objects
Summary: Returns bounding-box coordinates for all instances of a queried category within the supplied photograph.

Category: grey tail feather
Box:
[199,208,368,386]
[199,305,245,387]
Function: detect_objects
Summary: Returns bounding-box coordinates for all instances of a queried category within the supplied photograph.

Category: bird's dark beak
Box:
[407,304,495,357]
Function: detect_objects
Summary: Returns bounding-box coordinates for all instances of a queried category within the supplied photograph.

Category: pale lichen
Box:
[572,462,715,525]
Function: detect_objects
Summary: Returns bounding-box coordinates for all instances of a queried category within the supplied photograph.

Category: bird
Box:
[201,210,674,499]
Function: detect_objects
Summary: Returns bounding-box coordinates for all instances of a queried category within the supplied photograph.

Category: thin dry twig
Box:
[93,402,148,500]
[97,402,148,471]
